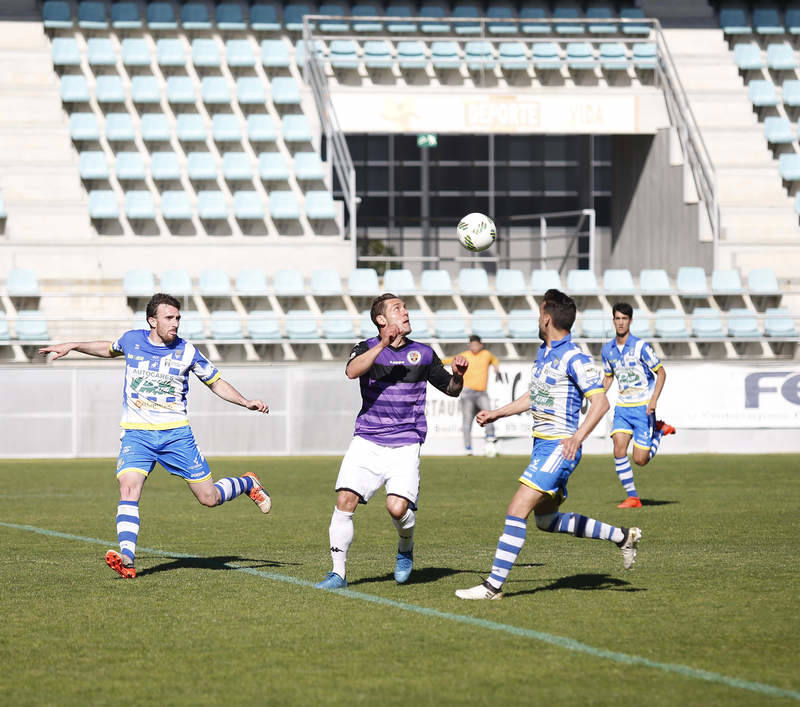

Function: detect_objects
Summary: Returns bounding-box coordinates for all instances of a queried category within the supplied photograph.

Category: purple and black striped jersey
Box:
[349,337,455,447]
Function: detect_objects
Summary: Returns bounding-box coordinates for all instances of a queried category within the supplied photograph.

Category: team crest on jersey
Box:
[406,350,421,365]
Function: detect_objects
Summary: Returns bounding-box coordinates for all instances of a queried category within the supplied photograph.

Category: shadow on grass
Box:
[348,566,474,586]
[136,555,299,577]
[506,572,646,597]
[640,498,679,506]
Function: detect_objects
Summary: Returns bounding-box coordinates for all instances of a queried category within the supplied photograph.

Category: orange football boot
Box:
[617,496,643,509]
[105,549,136,578]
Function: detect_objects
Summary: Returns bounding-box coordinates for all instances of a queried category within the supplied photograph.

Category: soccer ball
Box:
[457,212,496,252]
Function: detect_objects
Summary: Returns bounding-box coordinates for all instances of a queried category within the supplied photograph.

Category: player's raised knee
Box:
[534,512,557,532]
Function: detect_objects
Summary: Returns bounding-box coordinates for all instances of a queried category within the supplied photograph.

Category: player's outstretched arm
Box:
[39,341,116,360]
[476,391,530,426]
[209,378,269,413]
[647,367,667,415]
[560,392,610,460]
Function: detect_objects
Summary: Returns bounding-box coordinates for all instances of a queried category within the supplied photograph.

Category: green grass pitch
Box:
[1,454,798,706]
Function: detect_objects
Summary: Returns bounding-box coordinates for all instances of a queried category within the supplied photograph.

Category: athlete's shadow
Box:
[506,572,646,597]
[136,555,298,577]
[348,566,471,586]
[640,498,678,506]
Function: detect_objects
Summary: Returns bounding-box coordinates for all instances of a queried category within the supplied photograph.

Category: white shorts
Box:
[335,436,421,509]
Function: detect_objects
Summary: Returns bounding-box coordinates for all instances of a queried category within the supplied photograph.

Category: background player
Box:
[315,293,468,589]
[442,335,501,457]
[456,289,641,601]
[602,302,676,509]
[39,293,271,579]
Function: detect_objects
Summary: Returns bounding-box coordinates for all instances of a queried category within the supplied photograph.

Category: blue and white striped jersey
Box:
[601,334,662,406]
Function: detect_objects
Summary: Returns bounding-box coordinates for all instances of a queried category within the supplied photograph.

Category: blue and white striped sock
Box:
[213,475,255,505]
[487,515,527,591]
[615,455,637,497]
[649,430,664,460]
[116,501,140,564]
[545,512,625,544]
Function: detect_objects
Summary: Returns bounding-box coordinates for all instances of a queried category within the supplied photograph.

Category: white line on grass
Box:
[3,520,798,702]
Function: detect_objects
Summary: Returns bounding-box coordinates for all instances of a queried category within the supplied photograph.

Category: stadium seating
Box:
[383,269,417,295]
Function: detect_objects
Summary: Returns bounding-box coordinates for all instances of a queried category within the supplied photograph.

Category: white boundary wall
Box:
[0,361,798,459]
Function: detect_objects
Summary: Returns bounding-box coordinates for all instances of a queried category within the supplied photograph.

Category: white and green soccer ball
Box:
[457,212,496,252]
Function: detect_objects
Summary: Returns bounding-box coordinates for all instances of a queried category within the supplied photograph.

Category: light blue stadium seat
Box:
[720,6,751,35]
[586,5,616,34]
[247,311,282,340]
[294,152,326,181]
[779,153,800,180]
[420,3,449,34]
[227,39,256,68]
[359,309,375,338]
[121,38,150,67]
[212,114,242,143]
[329,39,359,69]
[259,152,290,181]
[79,151,109,180]
[305,191,337,220]
[223,152,253,180]
[363,40,392,69]
[70,113,100,141]
[733,43,763,71]
[105,113,135,143]
[151,152,181,181]
[753,7,783,35]
[580,309,612,338]
[89,190,118,218]
[676,266,709,297]
[233,191,265,219]
[567,42,594,70]
[788,7,800,35]
[396,41,427,70]
[210,311,244,339]
[177,114,207,142]
[420,269,454,294]
[352,4,383,32]
[748,79,778,107]
[639,268,673,295]
[273,268,304,296]
[632,42,657,70]
[246,115,275,145]
[286,311,319,339]
[269,190,300,219]
[179,312,205,339]
[161,191,193,220]
[250,2,281,31]
[322,310,355,339]
[188,152,217,180]
[348,268,380,295]
[435,309,468,338]
[125,190,155,220]
[217,3,248,31]
[167,76,196,104]
[764,307,798,337]
[465,41,495,71]
[621,7,649,35]
[16,311,49,341]
[385,3,417,33]
[654,308,688,338]
[7,268,40,296]
[87,38,116,66]
[157,38,186,67]
[499,42,528,71]
[764,116,794,144]
[197,191,228,219]
[495,268,527,295]
[61,75,90,103]
[96,76,125,104]
[78,1,108,29]
[237,77,267,104]
[161,269,193,297]
[285,3,315,32]
[630,309,651,338]
[271,76,301,105]
[452,3,482,35]
[192,38,221,68]
[599,43,627,71]
[261,39,291,69]
[199,269,232,296]
[236,269,269,296]
[116,152,146,181]
[319,3,350,33]
[530,269,562,293]
[202,76,231,104]
[458,268,491,295]
[43,1,72,29]
[533,43,561,70]
[767,43,795,71]
[508,309,539,338]
[409,309,431,338]
[282,114,312,143]
[783,80,800,107]
[310,268,343,296]
[147,2,178,29]
[603,268,635,294]
[112,2,142,29]
[566,269,600,294]
[520,5,549,35]
[554,5,583,34]
[383,269,417,294]
[123,269,155,296]
[747,267,780,296]
[711,269,744,297]
[471,309,505,338]
[727,309,761,338]
[182,2,212,30]
[52,38,80,67]
[130,76,161,104]
[691,307,725,338]
[295,39,325,68]
[487,4,517,35]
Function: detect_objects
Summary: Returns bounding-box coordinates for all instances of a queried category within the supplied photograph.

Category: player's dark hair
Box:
[469,335,482,343]
[146,293,181,322]
[370,293,399,328]
[542,288,576,332]
[612,302,634,318]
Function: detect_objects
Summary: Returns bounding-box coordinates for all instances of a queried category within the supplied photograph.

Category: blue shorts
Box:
[116,427,211,483]
[610,405,655,450]
[519,438,582,505]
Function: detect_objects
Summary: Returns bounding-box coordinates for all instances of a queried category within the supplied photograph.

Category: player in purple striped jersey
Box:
[315,293,468,589]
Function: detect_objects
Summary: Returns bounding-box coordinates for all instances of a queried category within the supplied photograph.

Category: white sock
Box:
[329,507,354,578]
[391,508,415,553]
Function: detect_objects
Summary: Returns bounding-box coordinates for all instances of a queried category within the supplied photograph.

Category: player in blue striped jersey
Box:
[456,289,641,600]
[601,302,676,509]
[39,293,272,579]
